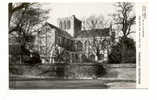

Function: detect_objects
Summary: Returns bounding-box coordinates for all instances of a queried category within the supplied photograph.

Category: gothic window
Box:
[69,40,73,51]
[63,20,66,29]
[67,20,71,29]
[71,40,75,51]
[58,36,62,45]
[77,41,83,51]
[59,21,62,29]
[84,40,89,51]
[89,54,95,61]
[64,38,67,47]
[102,39,108,49]
[62,37,65,47]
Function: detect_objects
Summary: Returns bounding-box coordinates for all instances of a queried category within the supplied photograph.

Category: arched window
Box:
[58,36,62,45]
[71,40,75,51]
[102,39,108,49]
[67,20,71,29]
[59,22,62,29]
[85,40,90,48]
[63,20,66,29]
[77,41,83,51]
[89,54,95,61]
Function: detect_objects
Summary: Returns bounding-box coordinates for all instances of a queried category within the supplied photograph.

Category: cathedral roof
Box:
[45,22,73,39]
[75,28,110,38]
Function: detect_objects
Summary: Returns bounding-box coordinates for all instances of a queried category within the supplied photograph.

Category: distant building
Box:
[34,15,115,64]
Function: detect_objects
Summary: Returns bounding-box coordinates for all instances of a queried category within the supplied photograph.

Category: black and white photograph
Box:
[9,2,137,89]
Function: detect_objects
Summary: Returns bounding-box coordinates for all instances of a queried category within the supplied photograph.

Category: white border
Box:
[136,2,148,88]
[1,0,155,100]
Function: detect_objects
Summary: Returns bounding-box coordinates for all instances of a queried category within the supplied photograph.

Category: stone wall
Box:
[104,64,136,81]
[9,63,136,81]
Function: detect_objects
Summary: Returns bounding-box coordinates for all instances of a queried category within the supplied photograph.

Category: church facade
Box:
[34,15,114,64]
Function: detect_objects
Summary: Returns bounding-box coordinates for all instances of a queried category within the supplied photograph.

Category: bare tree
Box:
[82,15,110,30]
[112,2,136,63]
[9,3,30,24]
[91,36,107,61]
[112,2,136,37]
[82,15,114,61]
[9,3,49,63]
[9,3,49,36]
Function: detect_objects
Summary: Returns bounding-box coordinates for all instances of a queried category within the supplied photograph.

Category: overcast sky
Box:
[42,3,135,40]
[42,3,116,26]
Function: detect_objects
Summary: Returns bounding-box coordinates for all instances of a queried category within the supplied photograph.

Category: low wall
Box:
[9,63,136,81]
[104,64,136,81]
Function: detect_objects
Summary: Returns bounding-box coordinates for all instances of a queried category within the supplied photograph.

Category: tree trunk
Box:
[121,36,126,63]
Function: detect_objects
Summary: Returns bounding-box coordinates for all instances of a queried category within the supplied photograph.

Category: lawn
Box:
[9,79,136,89]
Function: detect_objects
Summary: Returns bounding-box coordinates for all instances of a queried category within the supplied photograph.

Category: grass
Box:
[9,79,135,89]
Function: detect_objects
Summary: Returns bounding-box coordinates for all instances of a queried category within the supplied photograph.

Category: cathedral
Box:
[34,15,115,64]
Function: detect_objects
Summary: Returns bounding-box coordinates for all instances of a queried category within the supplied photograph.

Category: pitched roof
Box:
[75,28,110,38]
[45,22,72,39]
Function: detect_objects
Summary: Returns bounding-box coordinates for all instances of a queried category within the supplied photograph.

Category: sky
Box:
[41,3,135,40]
[42,3,116,26]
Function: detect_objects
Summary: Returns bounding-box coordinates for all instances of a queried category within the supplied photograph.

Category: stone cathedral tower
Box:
[57,15,82,37]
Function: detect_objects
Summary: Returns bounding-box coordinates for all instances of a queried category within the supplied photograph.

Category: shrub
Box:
[24,51,41,65]
[56,67,65,77]
[108,44,121,63]
[92,63,106,77]
[108,37,136,63]
[9,67,23,75]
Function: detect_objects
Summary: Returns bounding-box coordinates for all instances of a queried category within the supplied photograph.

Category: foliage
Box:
[108,44,122,63]
[108,37,136,63]
[92,63,106,77]
[111,2,136,63]
[56,67,65,77]
[24,51,41,65]
[9,3,49,64]
[9,67,23,75]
